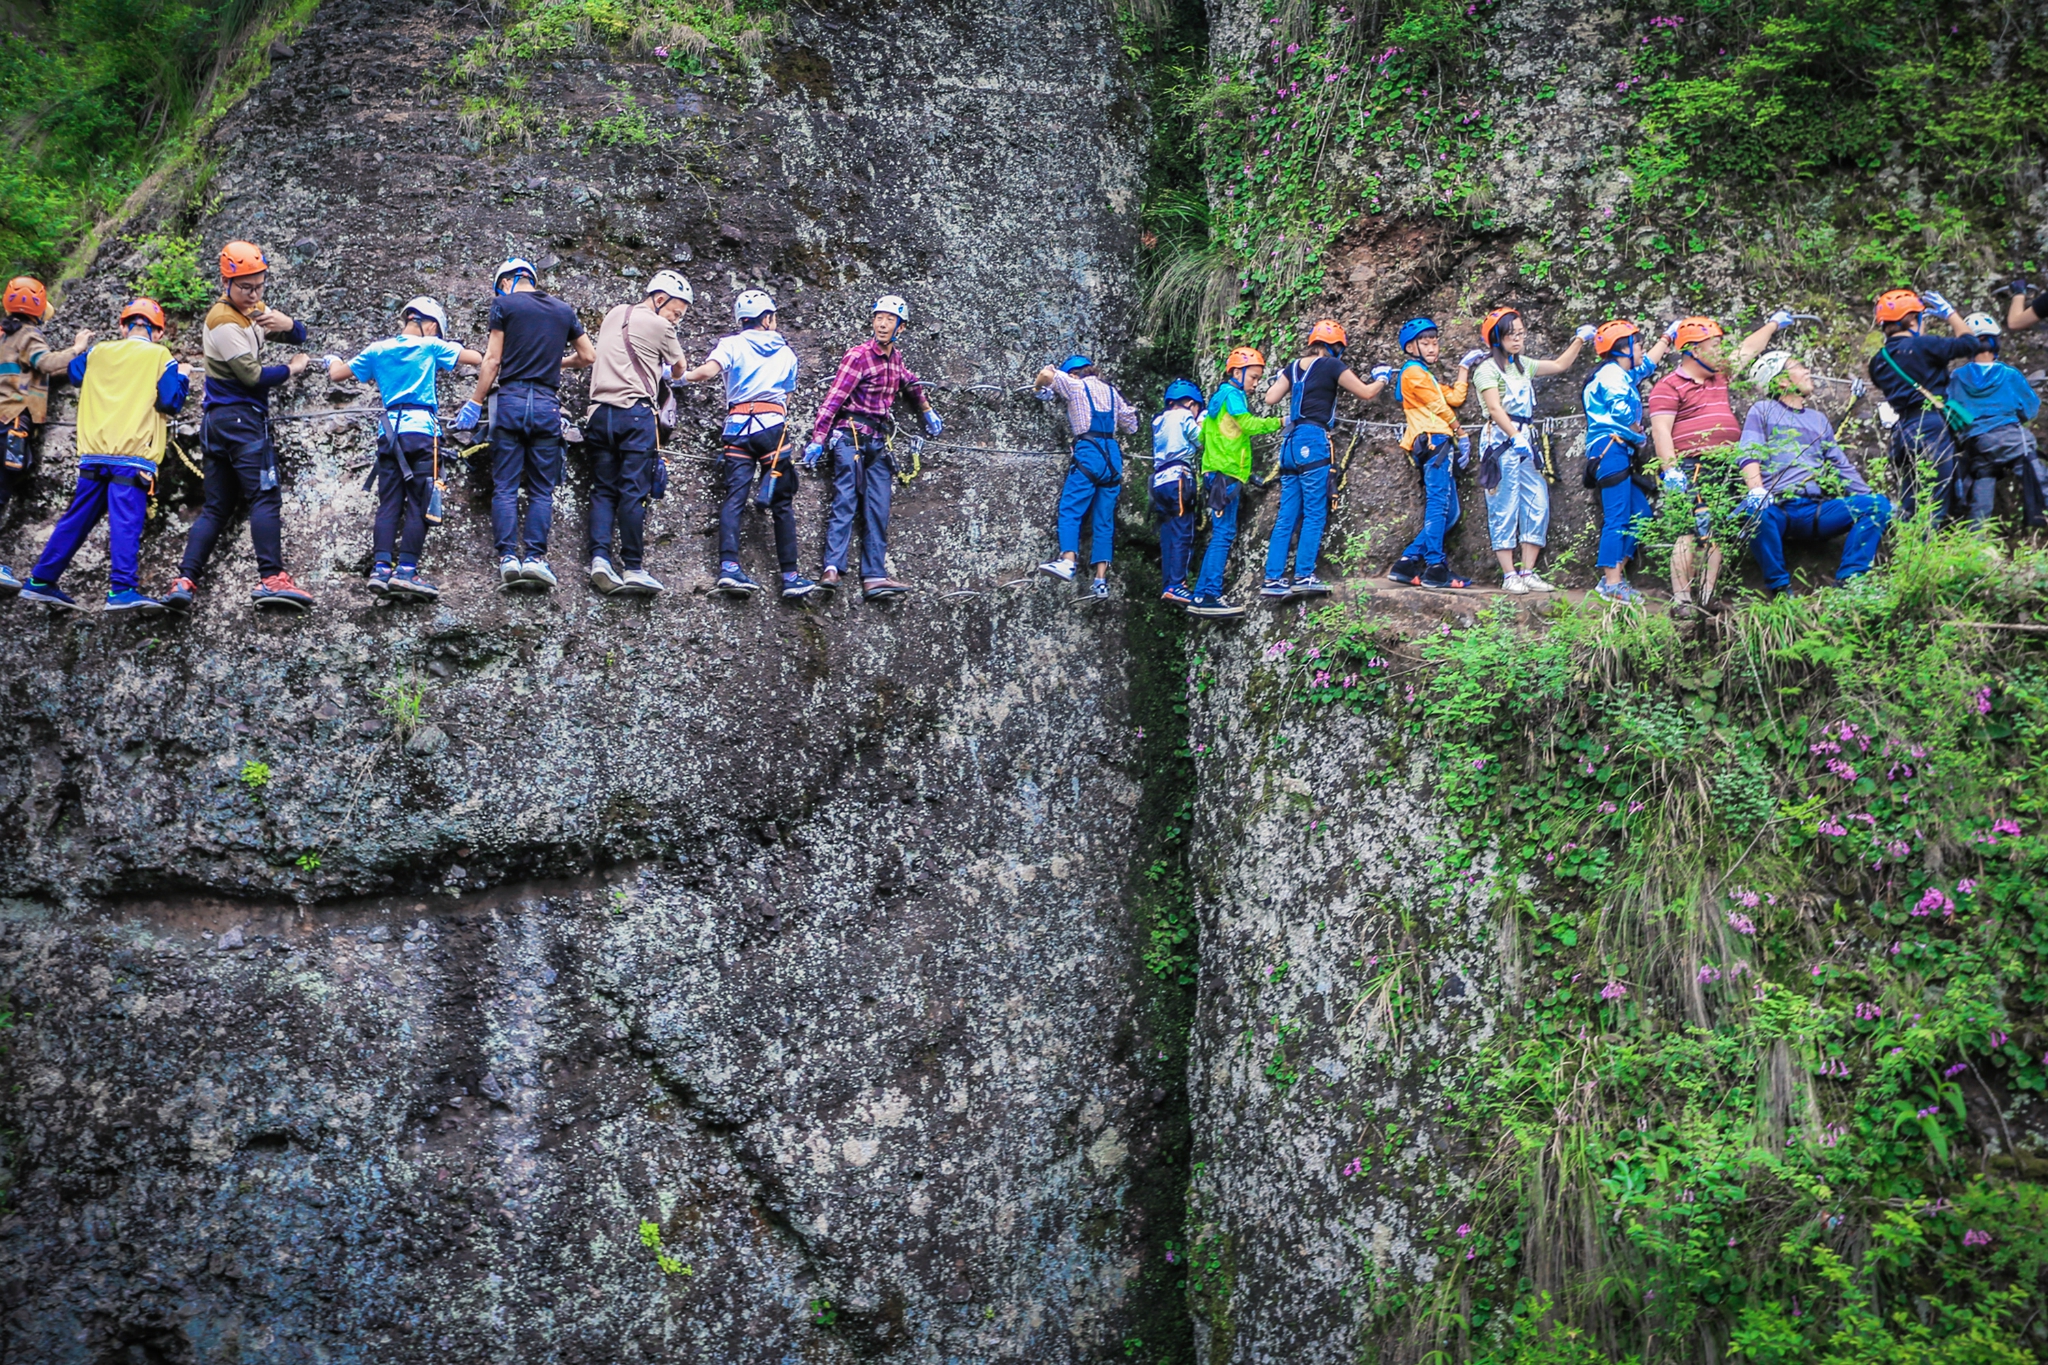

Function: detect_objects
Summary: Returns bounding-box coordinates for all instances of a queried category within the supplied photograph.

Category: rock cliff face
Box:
[0,0,1182,1358]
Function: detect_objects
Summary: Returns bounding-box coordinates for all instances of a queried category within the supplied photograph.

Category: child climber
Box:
[1386,317,1479,588]
[1582,319,1673,604]
[1188,347,1281,618]
[1470,307,1594,593]
[1151,377,1206,605]
[0,276,91,597]
[1947,313,2045,528]
[1259,320,1388,599]
[324,298,483,602]
[1037,355,1138,601]
[18,299,188,614]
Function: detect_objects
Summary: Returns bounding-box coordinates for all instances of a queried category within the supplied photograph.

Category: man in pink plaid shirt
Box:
[803,295,944,601]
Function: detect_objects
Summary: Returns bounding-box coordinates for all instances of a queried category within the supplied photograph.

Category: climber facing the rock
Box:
[1150,376,1206,606]
[1645,309,1790,617]
[169,240,314,615]
[17,298,188,614]
[1471,307,1593,594]
[0,276,90,598]
[1258,320,1387,600]
[584,271,691,598]
[681,288,803,599]
[1385,317,1477,589]
[804,294,940,602]
[323,297,484,603]
[1035,354,1138,601]
[1866,287,1978,528]
[1946,313,2046,529]
[1582,319,1674,605]
[1188,346,1280,619]
[1736,350,1892,595]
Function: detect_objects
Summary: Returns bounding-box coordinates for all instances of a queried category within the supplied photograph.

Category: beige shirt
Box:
[587,303,684,412]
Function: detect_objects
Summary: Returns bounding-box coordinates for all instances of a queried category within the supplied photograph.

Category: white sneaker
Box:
[522,558,558,589]
[1037,559,1076,581]
[1502,572,1530,594]
[498,555,523,585]
[589,556,623,594]
[620,568,663,596]
[1520,570,1556,592]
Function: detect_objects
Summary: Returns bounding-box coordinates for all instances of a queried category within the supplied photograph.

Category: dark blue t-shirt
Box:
[487,291,584,389]
[1867,334,1981,416]
[1286,355,1350,428]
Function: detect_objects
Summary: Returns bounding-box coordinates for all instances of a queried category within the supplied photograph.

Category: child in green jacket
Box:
[1188,346,1283,617]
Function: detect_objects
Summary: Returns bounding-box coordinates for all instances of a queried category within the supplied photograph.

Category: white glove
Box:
[321,354,343,371]
[1740,488,1769,513]
[1458,349,1488,370]
[1661,466,1688,492]
[1768,308,1796,328]
[1919,289,1955,318]
[1369,364,1393,383]
[1575,324,1597,343]
[1663,319,1683,341]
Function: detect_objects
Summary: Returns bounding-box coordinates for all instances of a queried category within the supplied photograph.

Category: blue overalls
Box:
[1264,363,1334,582]
[1056,380,1123,564]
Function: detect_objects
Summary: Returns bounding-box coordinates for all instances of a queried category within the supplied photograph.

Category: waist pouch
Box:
[1582,434,1642,491]
[1206,473,1242,516]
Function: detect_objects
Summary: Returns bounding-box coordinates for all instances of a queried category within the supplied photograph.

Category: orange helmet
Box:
[1225,345,1266,375]
[1872,289,1923,325]
[1480,306,1520,348]
[4,276,49,321]
[120,297,168,331]
[1593,319,1640,356]
[219,240,268,279]
[1672,316,1725,348]
[1307,319,1346,349]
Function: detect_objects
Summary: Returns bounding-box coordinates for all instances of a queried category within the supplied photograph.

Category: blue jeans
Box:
[585,401,658,570]
[1193,474,1241,598]
[181,405,283,579]
[32,468,149,591]
[1399,434,1460,566]
[1889,410,1957,527]
[1264,424,1331,580]
[824,427,894,576]
[1592,436,1650,569]
[1056,437,1122,563]
[720,425,798,573]
[1746,494,1891,589]
[490,382,565,558]
[1151,465,1197,589]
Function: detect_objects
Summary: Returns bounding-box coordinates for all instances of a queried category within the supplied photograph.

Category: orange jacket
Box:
[1396,360,1468,451]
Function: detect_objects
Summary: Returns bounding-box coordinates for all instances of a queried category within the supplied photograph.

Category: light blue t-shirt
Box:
[349,335,463,436]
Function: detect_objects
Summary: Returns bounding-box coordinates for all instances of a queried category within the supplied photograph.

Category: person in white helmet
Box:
[583,270,692,596]
[457,257,595,590]
[803,294,942,600]
[679,288,807,598]
[318,298,483,602]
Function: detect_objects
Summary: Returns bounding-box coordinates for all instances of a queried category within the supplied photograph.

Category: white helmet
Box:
[874,295,908,324]
[401,296,450,336]
[647,270,693,305]
[735,288,776,325]
[494,257,537,293]
[1962,311,2002,337]
[1748,350,1795,393]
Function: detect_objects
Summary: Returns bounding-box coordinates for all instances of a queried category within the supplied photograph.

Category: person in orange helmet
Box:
[1644,307,1791,616]
[1257,318,1388,599]
[1864,287,1979,527]
[168,239,315,615]
[0,276,91,597]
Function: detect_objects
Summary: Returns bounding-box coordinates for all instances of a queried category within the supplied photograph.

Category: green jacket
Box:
[1200,381,1282,483]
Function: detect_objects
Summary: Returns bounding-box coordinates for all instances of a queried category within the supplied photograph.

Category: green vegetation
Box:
[637,1218,692,1277]
[238,759,270,791]
[446,0,772,87]
[129,232,214,313]
[376,673,427,740]
[1273,519,2048,1360]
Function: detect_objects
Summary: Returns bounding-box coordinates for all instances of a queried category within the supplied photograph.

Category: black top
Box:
[1286,355,1350,428]
[1867,333,1980,416]
[488,291,585,389]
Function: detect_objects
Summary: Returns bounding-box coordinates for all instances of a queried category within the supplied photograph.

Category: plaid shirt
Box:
[811,339,928,443]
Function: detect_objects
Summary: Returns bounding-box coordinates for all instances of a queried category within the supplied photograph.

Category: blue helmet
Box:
[1398,317,1440,350]
[1163,377,1204,407]
[1058,354,1093,373]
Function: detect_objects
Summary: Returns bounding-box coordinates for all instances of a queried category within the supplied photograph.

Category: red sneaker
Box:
[251,572,314,613]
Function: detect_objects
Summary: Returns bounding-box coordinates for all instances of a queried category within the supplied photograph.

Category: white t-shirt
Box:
[708,329,798,407]
[1152,408,1201,481]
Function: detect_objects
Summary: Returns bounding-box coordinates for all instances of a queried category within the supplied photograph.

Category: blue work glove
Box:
[1740,487,1769,514]
[1768,308,1796,328]
[2011,278,2034,300]
[1458,349,1488,370]
[1918,289,1955,319]
[922,409,943,437]
[1693,507,1713,539]
[1034,387,1056,403]
[456,400,482,431]
[1661,466,1689,493]
[1369,364,1393,383]
[802,441,824,471]
[1575,324,1597,343]
[1454,434,1471,468]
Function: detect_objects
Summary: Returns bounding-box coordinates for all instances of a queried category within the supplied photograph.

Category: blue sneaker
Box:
[781,574,820,601]
[1161,584,1193,607]
[1259,577,1291,599]
[390,567,440,601]
[1596,579,1645,605]
[104,588,165,616]
[367,563,395,598]
[19,580,79,610]
[717,564,758,596]
[0,565,20,599]
[1086,578,1109,601]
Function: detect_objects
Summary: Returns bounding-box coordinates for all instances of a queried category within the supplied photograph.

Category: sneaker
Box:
[862,577,910,600]
[1086,578,1109,601]
[1502,571,1530,595]
[104,588,165,616]
[1419,564,1474,589]
[367,563,395,598]
[251,572,314,612]
[1287,575,1331,599]
[1386,557,1424,586]
[619,568,663,596]
[1519,570,1556,592]
[1037,559,1076,582]
[1259,577,1292,598]
[716,565,758,596]
[781,574,820,601]
[1160,585,1194,607]
[1188,594,1246,618]
[163,577,196,615]
[521,558,558,589]
[0,565,20,599]
[499,555,524,585]
[390,567,440,601]
[589,556,623,595]
[1595,580,1645,605]
[19,579,78,610]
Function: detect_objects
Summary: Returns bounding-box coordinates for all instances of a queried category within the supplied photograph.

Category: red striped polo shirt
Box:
[1644,367,1740,455]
